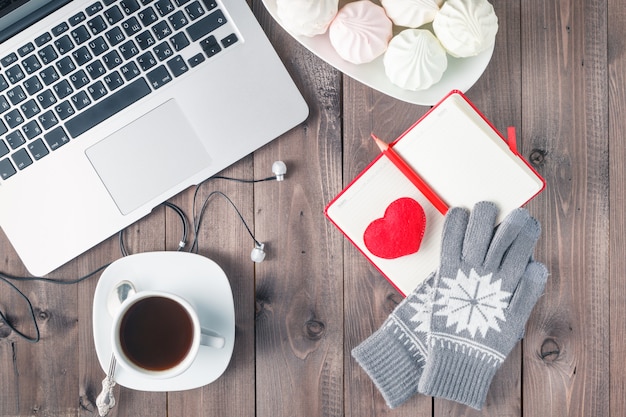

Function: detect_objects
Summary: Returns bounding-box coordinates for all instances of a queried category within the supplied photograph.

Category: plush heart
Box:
[363,197,426,259]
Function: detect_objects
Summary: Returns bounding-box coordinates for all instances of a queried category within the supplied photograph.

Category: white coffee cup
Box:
[111,290,225,379]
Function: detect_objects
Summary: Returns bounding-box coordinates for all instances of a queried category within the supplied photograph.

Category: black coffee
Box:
[119,296,194,371]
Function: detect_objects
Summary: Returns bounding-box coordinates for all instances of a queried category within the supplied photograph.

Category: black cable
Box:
[119,201,190,256]
[0,173,276,343]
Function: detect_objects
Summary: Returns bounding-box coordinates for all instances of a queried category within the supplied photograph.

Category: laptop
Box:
[0,0,308,276]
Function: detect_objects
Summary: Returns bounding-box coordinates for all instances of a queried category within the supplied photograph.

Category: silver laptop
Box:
[0,0,308,275]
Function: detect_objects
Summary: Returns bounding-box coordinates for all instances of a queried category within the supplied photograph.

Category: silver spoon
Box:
[97,280,136,416]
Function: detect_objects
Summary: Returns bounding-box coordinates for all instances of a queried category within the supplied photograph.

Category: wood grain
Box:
[521,1,610,417]
[608,0,626,415]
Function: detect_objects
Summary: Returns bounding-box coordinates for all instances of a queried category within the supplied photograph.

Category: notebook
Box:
[0,0,308,276]
[325,91,544,296]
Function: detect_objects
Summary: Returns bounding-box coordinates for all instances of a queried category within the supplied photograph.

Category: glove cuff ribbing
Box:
[418,334,503,410]
[352,317,426,408]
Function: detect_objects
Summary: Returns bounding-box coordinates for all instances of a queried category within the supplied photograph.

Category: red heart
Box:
[363,198,426,259]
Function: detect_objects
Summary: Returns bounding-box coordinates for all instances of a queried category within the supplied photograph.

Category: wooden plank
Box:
[252,2,344,416]
[0,235,80,417]
[431,1,525,415]
[341,79,432,417]
[167,158,256,417]
[85,210,169,417]
[608,0,626,414]
[521,1,610,417]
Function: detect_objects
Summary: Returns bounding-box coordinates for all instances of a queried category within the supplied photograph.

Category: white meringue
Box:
[383,29,447,91]
[276,0,338,37]
[433,0,498,58]
[328,1,393,65]
[381,0,444,28]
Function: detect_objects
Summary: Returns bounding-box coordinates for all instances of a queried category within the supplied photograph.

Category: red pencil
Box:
[371,133,448,215]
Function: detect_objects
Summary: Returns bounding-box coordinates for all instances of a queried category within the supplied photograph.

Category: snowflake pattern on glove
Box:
[434,268,511,338]
[408,279,435,334]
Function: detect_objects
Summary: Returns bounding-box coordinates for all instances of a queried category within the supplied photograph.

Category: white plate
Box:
[261,0,494,105]
[93,252,235,391]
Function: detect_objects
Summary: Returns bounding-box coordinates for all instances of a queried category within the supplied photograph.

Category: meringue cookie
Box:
[276,0,338,37]
[381,0,444,28]
[328,1,393,65]
[383,29,447,91]
[433,0,498,57]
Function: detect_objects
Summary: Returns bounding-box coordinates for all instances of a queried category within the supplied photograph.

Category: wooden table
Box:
[1,1,625,416]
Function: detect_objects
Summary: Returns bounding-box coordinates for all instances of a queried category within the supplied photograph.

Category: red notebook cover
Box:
[325,90,545,296]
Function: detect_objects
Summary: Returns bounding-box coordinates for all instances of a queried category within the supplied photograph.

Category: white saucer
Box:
[261,0,494,106]
[93,252,235,391]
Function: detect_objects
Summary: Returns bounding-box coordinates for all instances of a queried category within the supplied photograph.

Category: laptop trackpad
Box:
[86,100,212,215]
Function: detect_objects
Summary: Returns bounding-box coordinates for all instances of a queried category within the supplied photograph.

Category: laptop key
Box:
[170,32,189,51]
[120,61,140,80]
[221,33,238,48]
[12,148,33,170]
[0,157,16,180]
[121,0,141,15]
[71,25,92,45]
[185,10,227,42]
[22,120,42,139]
[87,15,108,35]
[166,55,188,77]
[1,53,18,67]
[52,22,70,37]
[0,98,8,115]
[37,90,57,109]
[28,138,50,160]
[40,66,60,85]
[38,45,58,65]
[88,81,108,100]
[6,64,25,84]
[69,12,87,26]
[86,2,104,16]
[187,53,204,67]
[35,33,53,47]
[146,65,172,89]
[155,0,175,16]
[0,74,8,91]
[0,139,8,157]
[23,76,43,95]
[71,91,92,110]
[6,131,26,149]
[39,110,59,129]
[7,85,27,105]
[55,35,75,54]
[65,78,151,138]
[55,100,75,120]
[20,99,41,118]
[168,10,188,30]
[185,1,205,20]
[44,126,70,150]
[5,109,24,129]
[18,43,35,57]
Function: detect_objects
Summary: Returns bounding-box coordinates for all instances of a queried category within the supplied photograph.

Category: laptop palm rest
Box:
[86,100,212,215]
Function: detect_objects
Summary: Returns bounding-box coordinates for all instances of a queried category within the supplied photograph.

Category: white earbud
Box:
[272,160,287,181]
[250,242,266,263]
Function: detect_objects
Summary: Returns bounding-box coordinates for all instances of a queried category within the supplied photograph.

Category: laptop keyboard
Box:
[0,0,240,180]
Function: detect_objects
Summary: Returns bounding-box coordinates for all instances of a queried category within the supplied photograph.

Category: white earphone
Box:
[272,160,287,181]
[248,161,286,262]
[250,242,266,263]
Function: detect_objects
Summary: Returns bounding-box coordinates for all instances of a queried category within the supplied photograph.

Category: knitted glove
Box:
[351,273,436,408]
[418,201,548,409]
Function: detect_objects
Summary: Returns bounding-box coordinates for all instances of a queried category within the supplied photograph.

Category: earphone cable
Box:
[0,172,275,343]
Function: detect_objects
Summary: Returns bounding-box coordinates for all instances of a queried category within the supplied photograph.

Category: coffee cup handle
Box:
[200,328,225,349]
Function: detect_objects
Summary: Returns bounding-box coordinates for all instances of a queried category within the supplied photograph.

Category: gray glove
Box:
[418,201,548,409]
[351,274,436,408]
[352,202,548,410]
